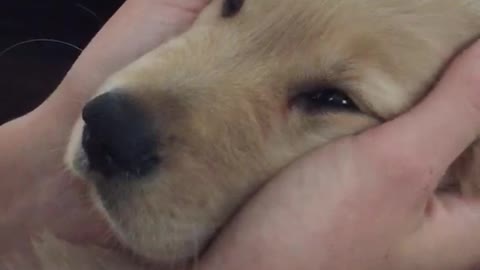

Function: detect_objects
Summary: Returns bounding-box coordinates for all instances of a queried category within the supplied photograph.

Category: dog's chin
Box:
[65,133,214,264]
[64,164,156,266]
[63,143,137,256]
[64,157,194,266]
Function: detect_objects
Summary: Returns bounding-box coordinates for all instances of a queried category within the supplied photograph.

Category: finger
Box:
[355,39,480,186]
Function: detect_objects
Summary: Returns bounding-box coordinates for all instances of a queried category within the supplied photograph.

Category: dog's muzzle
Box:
[81,92,160,178]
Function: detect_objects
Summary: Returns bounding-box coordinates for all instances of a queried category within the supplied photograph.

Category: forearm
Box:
[39,0,204,129]
[0,0,208,253]
[0,0,205,199]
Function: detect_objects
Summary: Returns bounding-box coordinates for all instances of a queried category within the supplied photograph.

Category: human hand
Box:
[0,0,210,253]
[3,1,480,269]
[197,40,480,270]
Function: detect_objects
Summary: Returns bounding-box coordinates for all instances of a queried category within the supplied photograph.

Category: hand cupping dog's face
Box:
[65,0,480,264]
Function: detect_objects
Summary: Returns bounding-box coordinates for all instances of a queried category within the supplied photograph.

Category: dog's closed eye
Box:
[289,83,359,114]
[222,0,244,18]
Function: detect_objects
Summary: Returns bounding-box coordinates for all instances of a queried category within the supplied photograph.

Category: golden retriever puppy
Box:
[5,0,480,269]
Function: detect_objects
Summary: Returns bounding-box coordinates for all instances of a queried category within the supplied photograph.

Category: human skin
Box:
[2,1,480,269]
[0,0,211,253]
[197,39,480,270]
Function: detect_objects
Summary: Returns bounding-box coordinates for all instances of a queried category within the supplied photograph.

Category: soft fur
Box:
[5,0,480,269]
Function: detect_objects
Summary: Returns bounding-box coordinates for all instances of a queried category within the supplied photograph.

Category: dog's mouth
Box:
[68,176,163,266]
[71,141,211,262]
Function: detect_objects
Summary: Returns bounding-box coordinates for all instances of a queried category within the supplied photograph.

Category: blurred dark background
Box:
[0,0,125,124]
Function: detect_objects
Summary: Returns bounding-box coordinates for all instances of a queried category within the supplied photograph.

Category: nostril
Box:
[82,126,118,177]
[81,92,159,178]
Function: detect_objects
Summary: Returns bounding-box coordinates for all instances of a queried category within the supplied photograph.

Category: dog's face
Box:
[66,0,480,264]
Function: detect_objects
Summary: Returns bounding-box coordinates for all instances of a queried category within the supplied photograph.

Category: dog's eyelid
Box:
[288,81,345,99]
[287,80,362,113]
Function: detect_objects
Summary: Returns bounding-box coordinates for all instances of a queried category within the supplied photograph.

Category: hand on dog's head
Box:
[63,0,480,264]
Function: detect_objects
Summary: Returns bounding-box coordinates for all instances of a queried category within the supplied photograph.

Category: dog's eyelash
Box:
[222,0,244,18]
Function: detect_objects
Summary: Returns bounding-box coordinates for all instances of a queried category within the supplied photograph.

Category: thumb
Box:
[354,38,480,196]
[359,39,480,270]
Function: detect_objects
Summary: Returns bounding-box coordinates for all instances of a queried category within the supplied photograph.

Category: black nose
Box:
[81,92,159,178]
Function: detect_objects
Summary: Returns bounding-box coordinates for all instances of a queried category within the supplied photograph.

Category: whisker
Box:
[191,225,200,270]
[0,38,83,58]
[168,212,184,270]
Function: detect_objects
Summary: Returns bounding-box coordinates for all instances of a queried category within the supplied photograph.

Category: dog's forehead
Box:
[196,0,387,60]
[113,0,478,120]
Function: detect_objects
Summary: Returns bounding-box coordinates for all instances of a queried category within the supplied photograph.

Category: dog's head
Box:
[66,0,480,264]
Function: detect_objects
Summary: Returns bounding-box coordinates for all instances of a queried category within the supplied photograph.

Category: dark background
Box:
[0,0,125,124]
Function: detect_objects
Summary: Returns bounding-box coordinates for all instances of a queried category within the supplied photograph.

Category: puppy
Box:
[5,0,480,269]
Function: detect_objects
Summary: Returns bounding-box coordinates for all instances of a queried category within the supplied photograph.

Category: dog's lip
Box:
[73,178,156,264]
[55,177,118,247]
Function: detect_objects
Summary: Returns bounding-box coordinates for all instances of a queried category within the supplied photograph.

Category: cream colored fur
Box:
[4,0,480,269]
